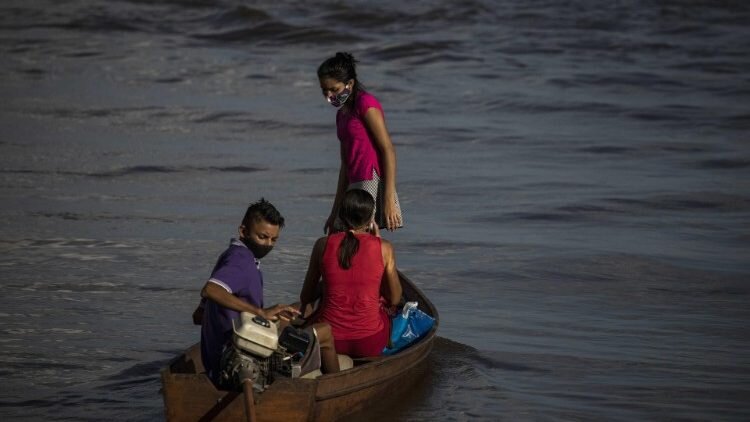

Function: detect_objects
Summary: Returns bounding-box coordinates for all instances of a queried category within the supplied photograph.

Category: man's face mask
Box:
[242,237,273,260]
[327,85,351,108]
[239,222,279,260]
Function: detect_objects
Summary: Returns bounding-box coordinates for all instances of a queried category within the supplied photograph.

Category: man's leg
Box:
[312,322,340,374]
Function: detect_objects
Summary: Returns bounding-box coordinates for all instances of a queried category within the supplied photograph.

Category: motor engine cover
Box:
[232,312,278,358]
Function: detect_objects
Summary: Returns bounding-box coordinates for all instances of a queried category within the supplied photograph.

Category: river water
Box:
[1,0,749,421]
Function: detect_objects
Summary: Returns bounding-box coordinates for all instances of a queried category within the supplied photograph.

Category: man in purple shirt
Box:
[195,199,339,385]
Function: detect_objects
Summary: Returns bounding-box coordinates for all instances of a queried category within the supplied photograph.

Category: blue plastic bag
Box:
[383,302,435,355]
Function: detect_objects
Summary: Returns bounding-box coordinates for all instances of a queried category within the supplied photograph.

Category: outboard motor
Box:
[218,312,311,392]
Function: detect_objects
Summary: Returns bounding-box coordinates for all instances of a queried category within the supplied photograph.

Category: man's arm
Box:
[201,282,299,321]
[192,298,205,325]
[201,282,266,317]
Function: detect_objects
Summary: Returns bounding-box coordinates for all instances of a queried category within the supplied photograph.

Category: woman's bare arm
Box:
[299,237,328,316]
[380,239,402,306]
[364,107,399,231]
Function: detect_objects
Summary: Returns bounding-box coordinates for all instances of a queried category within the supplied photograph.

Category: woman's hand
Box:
[383,198,400,231]
[368,221,381,237]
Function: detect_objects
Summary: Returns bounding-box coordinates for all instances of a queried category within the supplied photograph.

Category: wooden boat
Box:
[161,271,438,422]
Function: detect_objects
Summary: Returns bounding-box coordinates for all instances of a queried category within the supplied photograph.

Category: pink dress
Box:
[335,92,404,229]
[336,91,384,184]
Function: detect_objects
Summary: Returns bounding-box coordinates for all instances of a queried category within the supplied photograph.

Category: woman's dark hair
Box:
[337,189,375,269]
[317,52,365,114]
[242,198,285,228]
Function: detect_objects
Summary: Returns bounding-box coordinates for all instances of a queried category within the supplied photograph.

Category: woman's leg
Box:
[312,322,340,373]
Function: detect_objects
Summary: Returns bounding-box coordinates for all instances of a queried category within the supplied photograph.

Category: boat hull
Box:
[161,271,438,422]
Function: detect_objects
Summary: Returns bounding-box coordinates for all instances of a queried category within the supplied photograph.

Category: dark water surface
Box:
[1,0,749,420]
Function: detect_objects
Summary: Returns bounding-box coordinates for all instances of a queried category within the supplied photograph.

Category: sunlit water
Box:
[1,0,749,420]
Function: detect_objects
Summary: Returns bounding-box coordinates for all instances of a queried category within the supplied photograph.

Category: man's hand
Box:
[263,304,301,322]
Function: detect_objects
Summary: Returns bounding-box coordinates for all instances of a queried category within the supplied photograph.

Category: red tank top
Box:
[318,232,385,340]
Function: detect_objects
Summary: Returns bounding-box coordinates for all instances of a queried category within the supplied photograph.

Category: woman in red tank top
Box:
[299,189,402,357]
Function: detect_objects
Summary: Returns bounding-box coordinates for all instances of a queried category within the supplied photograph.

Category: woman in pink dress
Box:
[318,52,404,233]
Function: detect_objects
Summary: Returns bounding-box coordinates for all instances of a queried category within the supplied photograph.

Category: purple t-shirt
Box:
[336,91,384,183]
[200,239,264,382]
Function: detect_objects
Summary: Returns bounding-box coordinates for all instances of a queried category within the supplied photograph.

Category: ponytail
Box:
[338,230,360,269]
[334,189,375,270]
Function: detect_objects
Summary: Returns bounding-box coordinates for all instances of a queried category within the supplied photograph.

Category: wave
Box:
[19,280,125,293]
[433,336,546,373]
[551,72,690,91]
[1,165,267,178]
[577,146,637,155]
[210,5,272,26]
[475,192,750,226]
[368,40,464,61]
[578,142,713,155]
[101,359,168,382]
[28,211,176,224]
[93,165,267,177]
[0,238,131,249]
[192,20,362,45]
[11,105,301,134]
[604,192,750,213]
[697,158,750,169]
[482,97,626,115]
[478,211,594,224]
